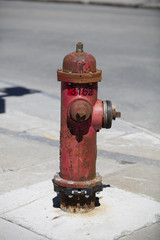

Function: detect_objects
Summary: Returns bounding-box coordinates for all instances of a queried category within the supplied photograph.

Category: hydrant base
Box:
[60,192,95,213]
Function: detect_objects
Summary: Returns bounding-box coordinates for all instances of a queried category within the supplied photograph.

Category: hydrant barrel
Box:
[60,83,97,182]
[53,42,121,213]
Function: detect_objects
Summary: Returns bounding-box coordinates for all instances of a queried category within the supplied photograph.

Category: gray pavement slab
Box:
[0,218,49,240]
[0,133,56,172]
[118,222,160,240]
[0,181,160,240]
[103,163,160,201]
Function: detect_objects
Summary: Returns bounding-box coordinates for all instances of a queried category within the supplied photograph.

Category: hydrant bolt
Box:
[53,43,121,213]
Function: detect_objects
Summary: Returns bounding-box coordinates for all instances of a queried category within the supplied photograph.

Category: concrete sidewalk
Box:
[0,79,160,240]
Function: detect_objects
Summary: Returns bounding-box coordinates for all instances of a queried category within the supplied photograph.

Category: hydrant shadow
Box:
[52,194,60,208]
[95,197,100,207]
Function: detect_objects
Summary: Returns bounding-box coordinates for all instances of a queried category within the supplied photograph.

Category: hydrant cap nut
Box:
[70,100,92,122]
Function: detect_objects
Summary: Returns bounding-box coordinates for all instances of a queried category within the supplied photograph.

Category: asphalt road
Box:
[0,0,160,133]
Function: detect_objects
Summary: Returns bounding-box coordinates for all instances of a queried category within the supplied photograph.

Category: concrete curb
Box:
[7,0,160,9]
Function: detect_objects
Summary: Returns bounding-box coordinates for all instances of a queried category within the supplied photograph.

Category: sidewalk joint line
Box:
[0,192,53,215]
[0,126,160,167]
[114,221,160,239]
[0,216,53,240]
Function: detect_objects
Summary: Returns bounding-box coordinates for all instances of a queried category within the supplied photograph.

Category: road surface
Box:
[0,0,160,133]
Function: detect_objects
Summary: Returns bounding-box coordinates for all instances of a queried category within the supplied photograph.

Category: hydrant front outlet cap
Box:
[70,100,92,122]
[53,42,121,213]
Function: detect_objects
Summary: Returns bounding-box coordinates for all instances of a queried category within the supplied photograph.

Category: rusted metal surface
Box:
[92,99,103,132]
[57,69,102,83]
[58,41,101,83]
[70,100,92,122]
[54,173,102,189]
[59,81,100,182]
[112,107,121,120]
[60,192,95,213]
[102,100,121,129]
[53,43,121,213]
[63,43,96,73]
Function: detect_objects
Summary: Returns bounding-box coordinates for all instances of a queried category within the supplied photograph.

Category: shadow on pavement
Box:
[0,86,41,114]
[52,194,60,208]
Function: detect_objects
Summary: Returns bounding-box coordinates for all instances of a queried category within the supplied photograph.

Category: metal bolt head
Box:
[85,195,90,198]
[112,107,121,120]
[116,111,121,118]
[68,195,73,198]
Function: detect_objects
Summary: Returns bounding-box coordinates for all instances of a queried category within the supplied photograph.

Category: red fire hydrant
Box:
[53,42,121,213]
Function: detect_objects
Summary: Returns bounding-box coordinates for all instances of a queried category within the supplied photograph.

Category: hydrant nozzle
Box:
[53,43,121,213]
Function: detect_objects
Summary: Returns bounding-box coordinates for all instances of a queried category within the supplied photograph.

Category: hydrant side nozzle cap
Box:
[102,100,121,129]
[76,42,83,52]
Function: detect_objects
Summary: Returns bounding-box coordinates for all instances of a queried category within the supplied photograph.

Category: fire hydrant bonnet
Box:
[57,42,102,83]
[63,43,96,73]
